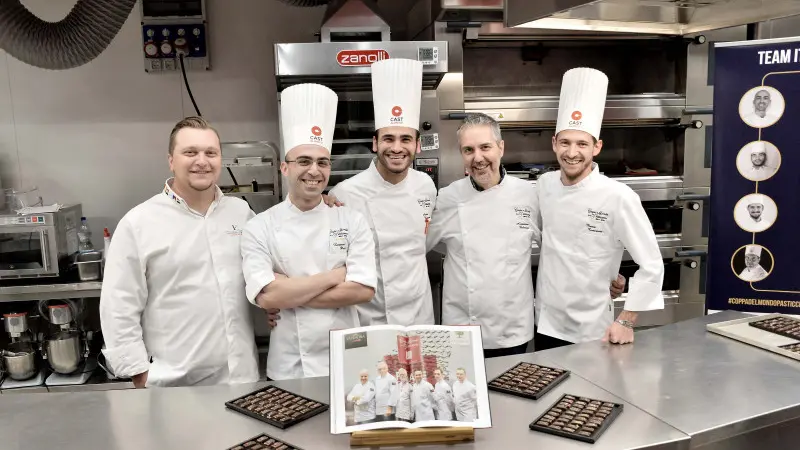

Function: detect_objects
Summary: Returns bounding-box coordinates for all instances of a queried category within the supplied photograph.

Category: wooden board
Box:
[350,427,475,447]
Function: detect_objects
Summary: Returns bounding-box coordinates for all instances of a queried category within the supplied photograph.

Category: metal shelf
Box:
[0,282,102,302]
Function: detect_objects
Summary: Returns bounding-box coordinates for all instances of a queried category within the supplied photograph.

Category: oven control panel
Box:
[140,0,209,73]
[0,215,47,226]
[415,158,439,187]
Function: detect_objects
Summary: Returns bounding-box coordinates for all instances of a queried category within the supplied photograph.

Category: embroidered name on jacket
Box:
[586,208,609,234]
[225,225,243,237]
[417,197,432,220]
[329,228,349,252]
[514,206,532,230]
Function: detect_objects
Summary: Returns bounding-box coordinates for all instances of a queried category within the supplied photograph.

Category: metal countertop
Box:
[0,353,689,450]
[0,281,101,302]
[540,310,800,447]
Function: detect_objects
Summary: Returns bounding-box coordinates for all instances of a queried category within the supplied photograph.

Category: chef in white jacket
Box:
[241,83,377,380]
[535,67,665,349]
[373,361,397,421]
[411,370,436,421]
[739,245,769,282]
[452,368,477,422]
[741,142,778,182]
[389,368,414,422]
[347,369,377,423]
[100,116,259,388]
[328,58,437,327]
[426,113,625,357]
[432,368,455,421]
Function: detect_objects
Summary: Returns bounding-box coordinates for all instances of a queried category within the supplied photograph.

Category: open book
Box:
[329,324,492,434]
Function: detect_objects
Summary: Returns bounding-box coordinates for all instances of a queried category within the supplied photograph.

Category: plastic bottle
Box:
[77,217,94,253]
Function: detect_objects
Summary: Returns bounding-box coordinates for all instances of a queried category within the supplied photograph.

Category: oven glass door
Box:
[0,229,49,277]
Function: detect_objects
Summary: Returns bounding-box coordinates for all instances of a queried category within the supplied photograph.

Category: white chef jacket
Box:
[330,160,436,327]
[99,179,259,387]
[433,380,455,420]
[241,198,377,380]
[389,381,414,420]
[347,381,377,423]
[453,379,478,422]
[742,111,781,128]
[426,173,540,349]
[743,164,777,181]
[411,380,437,421]
[740,265,768,282]
[374,372,397,412]
[535,164,664,343]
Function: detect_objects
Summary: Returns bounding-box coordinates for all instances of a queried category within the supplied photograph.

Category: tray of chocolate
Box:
[487,362,570,400]
[529,394,623,444]
[748,316,800,340]
[779,342,800,353]
[225,385,328,429]
[226,433,303,450]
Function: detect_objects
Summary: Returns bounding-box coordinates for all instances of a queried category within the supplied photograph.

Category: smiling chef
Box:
[240,83,377,380]
[534,67,665,349]
[327,58,438,328]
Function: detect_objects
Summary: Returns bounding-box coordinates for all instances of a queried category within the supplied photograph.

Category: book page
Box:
[330,324,492,433]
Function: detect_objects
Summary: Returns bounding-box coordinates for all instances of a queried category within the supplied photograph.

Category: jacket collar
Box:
[367,158,412,188]
[163,178,223,217]
[559,163,599,190]
[286,196,327,214]
[469,165,507,192]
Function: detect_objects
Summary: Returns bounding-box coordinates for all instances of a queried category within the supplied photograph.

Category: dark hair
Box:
[168,116,220,155]
[373,129,421,141]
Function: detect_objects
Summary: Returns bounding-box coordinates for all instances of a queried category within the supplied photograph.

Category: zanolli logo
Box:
[336,49,389,67]
[390,105,404,124]
[310,125,323,143]
[569,110,583,127]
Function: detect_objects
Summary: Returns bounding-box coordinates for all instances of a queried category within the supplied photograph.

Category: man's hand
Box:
[610,274,626,299]
[132,371,148,388]
[266,308,280,328]
[322,193,344,207]
[602,310,637,345]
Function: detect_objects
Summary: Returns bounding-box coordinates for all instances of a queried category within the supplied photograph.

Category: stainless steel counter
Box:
[540,311,800,448]
[0,281,101,302]
[0,353,689,450]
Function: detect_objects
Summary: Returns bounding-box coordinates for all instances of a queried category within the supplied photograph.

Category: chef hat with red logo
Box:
[279,83,338,158]
[371,58,423,131]
[556,67,609,141]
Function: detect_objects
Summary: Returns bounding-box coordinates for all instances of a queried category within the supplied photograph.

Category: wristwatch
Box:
[616,319,635,329]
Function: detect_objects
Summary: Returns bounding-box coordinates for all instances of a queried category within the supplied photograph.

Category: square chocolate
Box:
[530,394,623,443]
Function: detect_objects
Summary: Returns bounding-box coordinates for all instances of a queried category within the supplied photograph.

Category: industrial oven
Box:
[407,0,766,327]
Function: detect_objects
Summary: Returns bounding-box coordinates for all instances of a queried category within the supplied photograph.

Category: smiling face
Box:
[373,127,419,175]
[281,145,331,202]
[359,370,369,384]
[456,369,466,382]
[169,127,222,193]
[397,369,408,383]
[751,151,766,167]
[754,90,771,113]
[747,203,763,220]
[459,124,504,188]
[745,252,760,268]
[552,129,602,184]
[377,362,389,377]
[414,370,423,383]
[434,369,443,382]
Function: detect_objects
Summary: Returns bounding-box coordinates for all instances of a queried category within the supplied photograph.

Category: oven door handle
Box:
[676,193,710,201]
[675,250,708,258]
[447,113,467,120]
[39,230,50,272]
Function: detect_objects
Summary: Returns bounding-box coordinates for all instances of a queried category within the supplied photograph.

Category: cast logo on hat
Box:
[309,125,323,144]
[569,110,583,127]
[390,105,404,124]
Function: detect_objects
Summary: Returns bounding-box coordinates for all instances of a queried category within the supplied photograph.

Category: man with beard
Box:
[426,112,626,357]
[389,368,414,422]
[743,194,773,232]
[240,83,377,380]
[742,89,781,128]
[100,117,259,388]
[534,67,664,350]
[739,245,769,282]
[742,142,778,181]
[325,58,437,328]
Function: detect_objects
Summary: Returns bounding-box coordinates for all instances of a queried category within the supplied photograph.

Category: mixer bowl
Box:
[3,342,37,380]
[46,332,83,374]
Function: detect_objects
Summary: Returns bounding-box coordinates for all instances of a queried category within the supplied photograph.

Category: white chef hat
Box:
[745,245,762,257]
[748,194,765,205]
[279,83,338,158]
[556,67,609,141]
[371,58,423,131]
[751,141,767,154]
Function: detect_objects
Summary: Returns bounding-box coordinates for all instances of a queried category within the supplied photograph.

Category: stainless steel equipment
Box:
[218,141,282,214]
[40,303,89,376]
[74,250,103,281]
[1,312,40,382]
[273,0,449,197]
[0,204,82,280]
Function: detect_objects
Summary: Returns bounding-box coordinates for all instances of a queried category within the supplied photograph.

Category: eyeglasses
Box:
[285,157,331,168]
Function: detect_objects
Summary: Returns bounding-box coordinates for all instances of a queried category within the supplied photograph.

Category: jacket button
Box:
[470,316,477,321]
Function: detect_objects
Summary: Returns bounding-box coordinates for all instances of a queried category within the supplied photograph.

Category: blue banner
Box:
[708,37,800,313]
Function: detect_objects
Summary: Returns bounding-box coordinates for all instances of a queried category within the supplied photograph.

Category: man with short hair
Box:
[452,368,477,422]
[328,58,437,328]
[534,67,665,349]
[100,116,260,388]
[411,369,436,421]
[427,113,625,357]
[389,368,414,422]
[373,361,397,421]
[432,368,455,421]
[240,83,377,381]
[743,142,778,181]
[347,369,377,424]
[742,89,781,127]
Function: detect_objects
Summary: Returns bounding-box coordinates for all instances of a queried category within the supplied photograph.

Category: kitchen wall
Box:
[0,0,411,240]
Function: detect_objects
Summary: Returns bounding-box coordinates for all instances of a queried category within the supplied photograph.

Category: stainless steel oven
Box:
[0,205,82,280]
[272,0,449,198]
